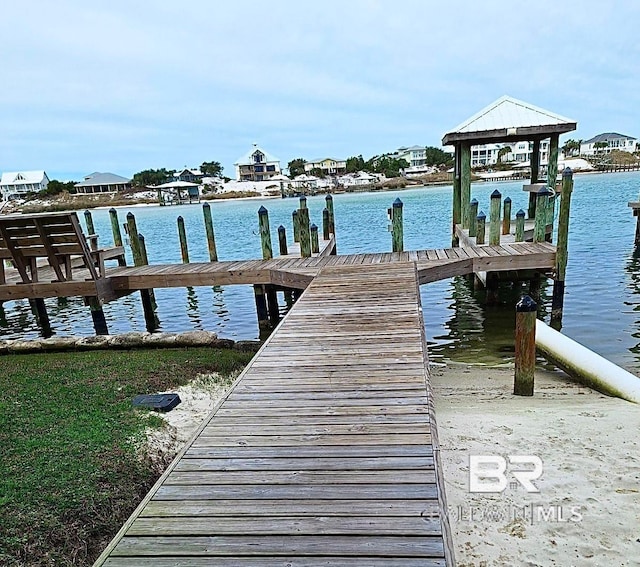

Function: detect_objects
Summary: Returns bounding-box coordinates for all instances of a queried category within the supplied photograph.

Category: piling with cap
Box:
[489,190,502,245]
[177,216,190,263]
[258,206,273,260]
[514,295,537,396]
[202,202,218,261]
[515,209,525,242]
[551,168,574,328]
[468,199,479,237]
[502,197,512,235]
[391,198,403,253]
[476,211,486,245]
[278,225,288,256]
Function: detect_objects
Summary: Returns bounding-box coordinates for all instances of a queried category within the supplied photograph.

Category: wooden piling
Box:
[529,139,541,218]
[391,198,403,253]
[547,133,560,191]
[551,168,574,328]
[460,143,471,230]
[476,211,486,245]
[502,197,512,235]
[489,190,501,245]
[84,210,97,251]
[253,284,269,330]
[310,224,319,254]
[452,144,462,246]
[126,213,157,332]
[534,187,552,243]
[468,198,479,237]
[88,297,109,335]
[322,208,330,240]
[266,286,279,326]
[138,234,158,312]
[298,207,311,258]
[514,295,537,396]
[258,206,273,260]
[292,210,300,243]
[325,194,335,235]
[515,209,525,242]
[202,202,218,262]
[108,208,127,266]
[31,298,52,338]
[299,195,307,210]
[177,216,190,263]
[278,225,288,256]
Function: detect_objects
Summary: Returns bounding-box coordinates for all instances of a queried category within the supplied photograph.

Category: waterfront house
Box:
[304,158,347,176]
[234,144,281,182]
[291,174,319,191]
[339,171,378,187]
[0,170,49,200]
[173,168,204,184]
[391,146,428,167]
[580,133,638,156]
[74,172,132,194]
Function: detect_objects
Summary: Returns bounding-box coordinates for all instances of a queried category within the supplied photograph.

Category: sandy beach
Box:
[431,363,640,566]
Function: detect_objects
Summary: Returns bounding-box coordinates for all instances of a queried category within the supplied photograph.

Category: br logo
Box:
[469,455,543,493]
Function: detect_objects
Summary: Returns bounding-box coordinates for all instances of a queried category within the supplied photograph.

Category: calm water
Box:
[2,172,640,372]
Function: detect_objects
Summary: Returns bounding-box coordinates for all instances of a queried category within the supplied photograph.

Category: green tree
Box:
[371,156,409,178]
[288,158,307,177]
[200,161,223,177]
[424,146,454,167]
[593,141,609,155]
[497,146,512,163]
[561,139,580,157]
[345,155,366,173]
[131,168,174,188]
[39,180,76,197]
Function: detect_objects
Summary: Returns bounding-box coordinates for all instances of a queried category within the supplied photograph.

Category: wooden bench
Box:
[0,211,125,285]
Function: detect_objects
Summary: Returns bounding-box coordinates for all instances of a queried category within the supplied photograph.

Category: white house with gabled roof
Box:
[0,170,49,200]
[580,133,638,156]
[234,144,281,181]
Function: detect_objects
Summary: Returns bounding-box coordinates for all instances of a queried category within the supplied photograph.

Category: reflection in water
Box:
[625,249,640,358]
[186,287,203,329]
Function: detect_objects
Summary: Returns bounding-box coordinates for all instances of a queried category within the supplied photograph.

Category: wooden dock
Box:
[95,262,453,566]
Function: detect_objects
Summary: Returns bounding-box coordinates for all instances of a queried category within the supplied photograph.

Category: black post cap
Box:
[563,167,573,178]
[504,197,512,203]
[325,194,333,200]
[516,295,537,312]
[393,198,403,207]
[278,225,285,232]
[516,209,526,218]
[310,224,317,230]
[203,201,210,208]
[177,215,183,221]
[477,211,486,220]
[470,198,478,205]
[109,207,117,213]
[258,205,268,214]
[491,189,502,198]
[126,212,134,219]
[537,187,553,196]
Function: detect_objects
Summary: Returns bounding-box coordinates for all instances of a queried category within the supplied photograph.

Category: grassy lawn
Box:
[0,347,253,566]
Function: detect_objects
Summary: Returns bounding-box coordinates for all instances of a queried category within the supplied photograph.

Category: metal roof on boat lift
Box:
[442,95,577,145]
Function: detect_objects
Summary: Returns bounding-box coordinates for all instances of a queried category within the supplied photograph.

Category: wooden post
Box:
[258,206,273,260]
[546,193,556,234]
[529,139,540,218]
[514,295,537,396]
[177,216,190,263]
[476,211,486,245]
[253,284,269,330]
[202,202,218,261]
[460,143,471,230]
[108,208,127,266]
[391,198,403,253]
[126,214,157,332]
[292,210,300,243]
[547,133,560,191]
[325,194,335,235]
[515,209,525,242]
[138,233,158,314]
[298,207,311,258]
[322,208,330,240]
[502,197,512,235]
[299,195,307,210]
[489,190,501,245]
[452,144,462,246]
[126,213,144,266]
[534,187,552,243]
[31,298,52,338]
[278,225,288,256]
[551,168,574,328]
[88,297,108,335]
[468,199,479,237]
[310,224,319,254]
[84,210,97,251]
[266,286,279,326]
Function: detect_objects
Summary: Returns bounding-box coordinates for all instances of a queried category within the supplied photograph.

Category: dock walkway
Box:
[96,262,453,566]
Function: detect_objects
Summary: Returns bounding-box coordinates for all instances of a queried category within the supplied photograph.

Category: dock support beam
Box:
[127,213,158,332]
[514,295,537,396]
[31,298,52,338]
[551,168,574,329]
[253,284,269,331]
[88,297,109,335]
[460,143,471,230]
[529,139,541,218]
[452,143,462,247]
[392,198,403,253]
[202,202,218,261]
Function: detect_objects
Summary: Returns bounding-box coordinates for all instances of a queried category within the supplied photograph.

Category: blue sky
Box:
[1,0,638,181]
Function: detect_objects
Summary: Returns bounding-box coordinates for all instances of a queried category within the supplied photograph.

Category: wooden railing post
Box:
[258,206,273,260]
[177,216,189,263]
[202,202,218,261]
[84,210,97,251]
[298,207,311,258]
[515,209,525,242]
[278,225,288,256]
[476,211,486,245]
[551,168,574,328]
[392,198,403,253]
[325,194,335,235]
[310,224,319,254]
[489,190,501,245]
[468,199,479,237]
[126,213,157,332]
[126,213,143,266]
[514,295,537,396]
[502,197,512,235]
[534,187,552,243]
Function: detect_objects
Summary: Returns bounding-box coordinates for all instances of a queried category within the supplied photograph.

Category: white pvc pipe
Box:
[536,319,640,404]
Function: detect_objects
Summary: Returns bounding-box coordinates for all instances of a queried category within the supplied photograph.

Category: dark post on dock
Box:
[278,225,288,256]
[476,211,486,245]
[177,216,190,264]
[126,212,157,332]
[258,206,273,260]
[514,295,537,396]
[202,202,218,262]
[391,198,403,253]
[489,190,501,245]
[109,208,127,266]
[551,168,574,328]
[468,199,478,238]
